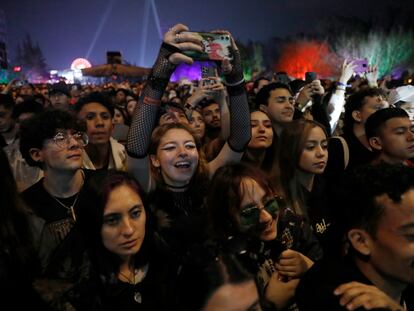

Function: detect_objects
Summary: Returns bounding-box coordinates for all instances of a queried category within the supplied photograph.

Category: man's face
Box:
[357,95,389,124]
[202,103,221,129]
[34,129,84,172]
[372,117,414,163]
[264,88,295,124]
[0,105,14,133]
[367,189,414,287]
[115,91,127,104]
[50,92,69,109]
[77,102,113,145]
[19,84,34,96]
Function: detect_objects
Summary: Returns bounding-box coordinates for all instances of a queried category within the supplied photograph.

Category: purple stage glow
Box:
[170,61,216,82]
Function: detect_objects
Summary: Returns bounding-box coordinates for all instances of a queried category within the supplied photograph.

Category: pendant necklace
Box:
[118,264,149,304]
[51,193,79,221]
[47,170,85,222]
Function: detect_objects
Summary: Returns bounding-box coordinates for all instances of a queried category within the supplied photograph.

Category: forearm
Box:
[218,95,230,140]
[225,50,251,152]
[328,90,346,133]
[226,85,251,151]
[126,43,177,157]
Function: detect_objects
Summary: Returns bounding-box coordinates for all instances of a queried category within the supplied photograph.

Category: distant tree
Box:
[15,34,49,80]
[236,39,265,80]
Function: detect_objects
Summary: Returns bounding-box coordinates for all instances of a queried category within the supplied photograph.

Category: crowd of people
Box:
[1,23,414,310]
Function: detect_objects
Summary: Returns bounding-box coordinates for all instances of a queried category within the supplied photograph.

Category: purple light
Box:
[170,61,216,82]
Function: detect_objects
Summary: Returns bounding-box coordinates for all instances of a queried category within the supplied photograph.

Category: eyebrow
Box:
[398,223,414,232]
[305,139,328,143]
[103,204,143,217]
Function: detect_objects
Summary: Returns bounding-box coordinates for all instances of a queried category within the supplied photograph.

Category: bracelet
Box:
[224,78,245,87]
[337,81,351,88]
[336,87,346,92]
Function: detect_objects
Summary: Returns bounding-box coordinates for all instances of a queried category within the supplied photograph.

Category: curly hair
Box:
[19,108,84,168]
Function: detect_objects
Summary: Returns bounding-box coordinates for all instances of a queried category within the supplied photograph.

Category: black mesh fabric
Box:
[126,44,177,158]
[225,49,244,84]
[227,90,251,152]
[224,49,251,152]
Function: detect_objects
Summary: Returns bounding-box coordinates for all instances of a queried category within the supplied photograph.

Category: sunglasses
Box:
[239,196,283,229]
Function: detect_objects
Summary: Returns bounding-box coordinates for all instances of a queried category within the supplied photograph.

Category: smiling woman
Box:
[68,170,173,310]
[126,23,250,277]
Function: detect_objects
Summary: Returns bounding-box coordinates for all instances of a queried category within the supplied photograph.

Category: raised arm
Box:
[208,33,251,177]
[126,24,202,191]
[329,59,357,133]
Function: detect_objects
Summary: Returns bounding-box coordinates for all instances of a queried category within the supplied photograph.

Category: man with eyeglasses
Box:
[74,92,126,171]
[19,109,93,304]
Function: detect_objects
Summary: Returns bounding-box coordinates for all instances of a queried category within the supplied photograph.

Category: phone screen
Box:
[353,59,368,74]
[201,66,216,79]
[183,32,233,61]
[305,72,317,83]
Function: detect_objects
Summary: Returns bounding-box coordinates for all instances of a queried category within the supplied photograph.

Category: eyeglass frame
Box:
[51,130,89,149]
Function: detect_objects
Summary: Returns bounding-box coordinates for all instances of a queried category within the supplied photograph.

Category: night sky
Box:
[1,0,412,70]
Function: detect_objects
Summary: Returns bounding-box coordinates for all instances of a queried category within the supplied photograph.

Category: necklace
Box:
[118,264,149,304]
[51,193,79,221]
[46,170,85,222]
[163,182,190,190]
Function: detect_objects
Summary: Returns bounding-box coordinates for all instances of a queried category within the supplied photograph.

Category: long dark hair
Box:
[275,119,328,214]
[207,162,277,239]
[76,170,154,281]
[0,149,34,268]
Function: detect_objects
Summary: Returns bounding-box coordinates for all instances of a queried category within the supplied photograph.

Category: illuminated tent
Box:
[81,63,151,78]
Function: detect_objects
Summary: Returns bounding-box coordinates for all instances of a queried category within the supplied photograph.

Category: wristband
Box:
[224,78,245,87]
[337,81,351,88]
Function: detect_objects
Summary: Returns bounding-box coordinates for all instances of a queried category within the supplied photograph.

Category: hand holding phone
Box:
[305,72,317,83]
[182,32,233,61]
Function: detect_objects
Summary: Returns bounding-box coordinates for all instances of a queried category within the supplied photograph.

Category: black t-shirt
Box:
[21,169,94,276]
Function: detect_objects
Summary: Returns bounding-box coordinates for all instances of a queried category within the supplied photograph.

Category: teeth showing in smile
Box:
[175,161,191,168]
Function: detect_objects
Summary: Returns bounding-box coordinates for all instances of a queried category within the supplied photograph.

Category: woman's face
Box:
[113,108,125,125]
[101,184,146,260]
[127,100,137,117]
[248,111,273,149]
[298,126,328,174]
[150,128,199,187]
[188,110,206,139]
[238,178,279,241]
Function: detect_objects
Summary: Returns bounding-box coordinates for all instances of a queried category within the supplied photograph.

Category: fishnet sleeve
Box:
[225,49,251,152]
[126,43,177,158]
